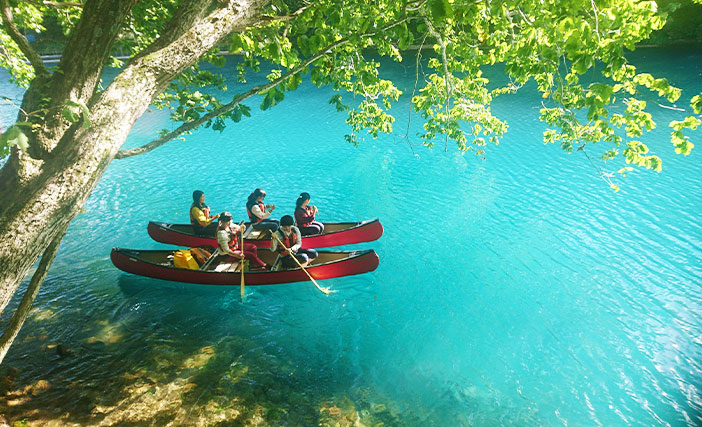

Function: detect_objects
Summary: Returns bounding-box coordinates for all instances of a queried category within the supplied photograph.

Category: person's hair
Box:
[217,212,232,230]
[280,215,294,227]
[295,192,311,209]
[191,190,206,209]
[247,188,266,204]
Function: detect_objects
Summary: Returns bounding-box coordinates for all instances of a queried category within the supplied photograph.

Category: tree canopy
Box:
[0,0,700,364]
[2,0,700,173]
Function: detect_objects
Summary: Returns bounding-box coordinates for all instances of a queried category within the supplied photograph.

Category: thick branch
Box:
[136,0,215,56]
[0,0,49,76]
[0,225,66,364]
[116,15,413,159]
[30,0,138,157]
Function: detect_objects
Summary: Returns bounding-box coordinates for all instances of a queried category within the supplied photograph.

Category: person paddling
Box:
[294,192,324,236]
[190,190,219,236]
[246,188,279,231]
[215,212,268,270]
[270,215,318,269]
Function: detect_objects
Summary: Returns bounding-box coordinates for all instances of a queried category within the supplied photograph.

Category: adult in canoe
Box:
[215,212,268,270]
[271,215,318,269]
[190,190,219,236]
[246,188,279,231]
[294,192,324,236]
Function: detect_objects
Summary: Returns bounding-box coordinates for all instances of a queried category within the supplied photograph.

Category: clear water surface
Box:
[0,47,700,426]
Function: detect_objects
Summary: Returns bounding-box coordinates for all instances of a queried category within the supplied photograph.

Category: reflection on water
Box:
[0,283,408,426]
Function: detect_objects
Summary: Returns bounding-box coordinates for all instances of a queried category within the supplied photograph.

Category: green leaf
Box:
[691,94,702,114]
[260,87,285,110]
[61,106,80,123]
[61,100,90,128]
[79,102,91,129]
[184,110,200,121]
[0,125,29,152]
[429,0,453,23]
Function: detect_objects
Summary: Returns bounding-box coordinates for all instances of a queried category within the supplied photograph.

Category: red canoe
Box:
[110,247,379,286]
[147,219,383,249]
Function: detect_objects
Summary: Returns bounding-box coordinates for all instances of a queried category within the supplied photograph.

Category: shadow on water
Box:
[0,274,416,426]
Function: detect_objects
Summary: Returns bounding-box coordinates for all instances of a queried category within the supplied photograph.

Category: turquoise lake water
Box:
[1,47,701,425]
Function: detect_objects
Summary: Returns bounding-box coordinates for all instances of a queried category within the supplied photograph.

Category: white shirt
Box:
[251,203,270,219]
[216,228,241,256]
[270,226,302,253]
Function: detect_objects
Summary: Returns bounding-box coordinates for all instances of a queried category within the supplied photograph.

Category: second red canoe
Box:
[147,219,383,249]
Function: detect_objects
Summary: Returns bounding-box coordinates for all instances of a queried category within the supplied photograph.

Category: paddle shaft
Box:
[240,223,245,298]
[270,231,332,295]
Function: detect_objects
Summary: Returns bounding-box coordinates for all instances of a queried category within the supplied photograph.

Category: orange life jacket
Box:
[277,230,298,256]
[190,205,211,235]
[246,201,265,223]
[226,229,239,251]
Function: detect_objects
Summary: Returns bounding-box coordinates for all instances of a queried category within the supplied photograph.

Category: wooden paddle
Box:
[240,222,245,298]
[270,230,335,295]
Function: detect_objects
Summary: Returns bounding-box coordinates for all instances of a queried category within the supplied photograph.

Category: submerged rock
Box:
[179,346,215,370]
[56,344,74,358]
[29,379,50,396]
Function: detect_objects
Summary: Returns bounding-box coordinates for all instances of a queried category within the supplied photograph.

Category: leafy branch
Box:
[115,14,412,159]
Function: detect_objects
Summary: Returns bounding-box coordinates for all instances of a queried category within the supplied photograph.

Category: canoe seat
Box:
[213,260,242,272]
[213,262,230,272]
[243,227,271,241]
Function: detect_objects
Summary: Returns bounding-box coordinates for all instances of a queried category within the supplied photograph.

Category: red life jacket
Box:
[190,205,211,227]
[294,206,314,227]
[276,230,298,256]
[246,201,265,223]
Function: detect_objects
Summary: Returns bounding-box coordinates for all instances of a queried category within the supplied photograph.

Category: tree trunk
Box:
[0,0,266,363]
[0,226,67,363]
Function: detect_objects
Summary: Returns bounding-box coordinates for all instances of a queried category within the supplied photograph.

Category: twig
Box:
[424,17,452,151]
[403,32,428,155]
[590,0,601,43]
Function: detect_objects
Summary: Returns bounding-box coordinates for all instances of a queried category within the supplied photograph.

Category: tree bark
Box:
[0,0,266,344]
[0,226,67,363]
[31,0,140,156]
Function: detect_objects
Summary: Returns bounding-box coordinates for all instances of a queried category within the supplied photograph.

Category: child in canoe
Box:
[215,212,268,270]
[270,215,318,269]
[294,192,325,236]
[190,190,219,236]
[246,188,279,231]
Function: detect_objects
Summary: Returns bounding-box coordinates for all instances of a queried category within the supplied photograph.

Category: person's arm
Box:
[191,207,212,226]
[251,204,270,220]
[216,230,238,256]
[291,227,302,252]
[296,208,313,224]
[270,231,278,252]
